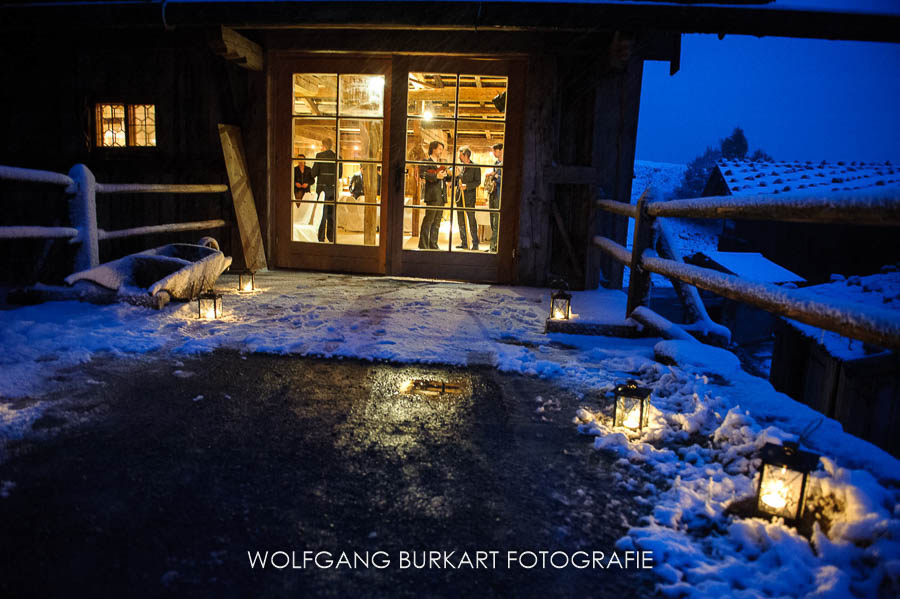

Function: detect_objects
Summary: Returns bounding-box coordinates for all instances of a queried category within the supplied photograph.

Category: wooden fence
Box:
[593,191,900,350]
[0,164,229,272]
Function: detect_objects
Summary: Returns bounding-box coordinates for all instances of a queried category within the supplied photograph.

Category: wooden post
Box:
[68,163,99,272]
[361,121,380,246]
[626,191,655,315]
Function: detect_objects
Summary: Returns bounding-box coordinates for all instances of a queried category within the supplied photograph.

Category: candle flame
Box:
[623,408,641,429]
[761,466,789,511]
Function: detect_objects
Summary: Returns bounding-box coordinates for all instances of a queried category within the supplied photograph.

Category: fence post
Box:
[626,189,656,316]
[68,163,99,271]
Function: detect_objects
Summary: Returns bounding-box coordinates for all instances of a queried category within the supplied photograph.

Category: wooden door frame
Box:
[270,54,392,274]
[386,55,525,283]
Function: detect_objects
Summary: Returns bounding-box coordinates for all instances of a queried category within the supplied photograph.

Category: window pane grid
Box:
[95,103,156,148]
[405,71,506,253]
[128,104,156,147]
[291,72,384,246]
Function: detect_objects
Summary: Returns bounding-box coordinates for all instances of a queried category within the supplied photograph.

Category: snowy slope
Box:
[626,161,720,288]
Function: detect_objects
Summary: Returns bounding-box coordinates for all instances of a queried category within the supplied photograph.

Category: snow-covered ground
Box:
[1,269,898,598]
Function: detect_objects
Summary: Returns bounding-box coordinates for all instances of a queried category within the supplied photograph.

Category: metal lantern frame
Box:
[197,291,223,319]
[756,441,820,523]
[238,270,256,293]
[613,381,652,431]
[550,281,572,320]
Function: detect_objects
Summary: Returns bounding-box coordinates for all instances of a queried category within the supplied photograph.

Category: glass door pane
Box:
[291,73,384,246]
[404,71,507,254]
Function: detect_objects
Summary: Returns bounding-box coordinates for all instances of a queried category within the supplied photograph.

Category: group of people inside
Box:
[294,137,503,251]
[417,141,502,252]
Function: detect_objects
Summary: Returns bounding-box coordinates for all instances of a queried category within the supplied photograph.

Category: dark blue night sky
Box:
[637,34,900,165]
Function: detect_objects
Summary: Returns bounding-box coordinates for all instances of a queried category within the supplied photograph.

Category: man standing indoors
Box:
[312,138,337,243]
[454,146,481,250]
[418,140,447,250]
[485,143,503,253]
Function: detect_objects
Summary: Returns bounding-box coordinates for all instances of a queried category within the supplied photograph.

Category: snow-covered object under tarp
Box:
[63,243,232,307]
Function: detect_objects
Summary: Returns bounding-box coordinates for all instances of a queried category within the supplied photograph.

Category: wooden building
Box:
[2,1,898,289]
[704,159,900,283]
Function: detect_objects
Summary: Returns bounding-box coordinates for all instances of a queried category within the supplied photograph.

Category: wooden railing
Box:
[594,190,900,350]
[0,164,229,272]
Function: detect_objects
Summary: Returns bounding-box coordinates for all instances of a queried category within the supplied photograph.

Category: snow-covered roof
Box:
[688,250,805,284]
[715,159,900,197]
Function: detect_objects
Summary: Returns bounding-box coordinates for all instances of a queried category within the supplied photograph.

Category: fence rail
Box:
[594,191,900,350]
[644,192,900,226]
[1,163,229,272]
[0,165,73,188]
[0,226,79,240]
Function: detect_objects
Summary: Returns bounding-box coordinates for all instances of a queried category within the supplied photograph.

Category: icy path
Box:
[2,270,899,598]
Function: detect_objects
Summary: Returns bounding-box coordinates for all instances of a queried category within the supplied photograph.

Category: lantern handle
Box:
[550,278,570,291]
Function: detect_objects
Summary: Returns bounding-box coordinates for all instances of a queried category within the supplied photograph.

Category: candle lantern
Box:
[756,442,820,522]
[613,381,652,431]
[197,291,223,320]
[549,282,572,320]
[238,271,256,293]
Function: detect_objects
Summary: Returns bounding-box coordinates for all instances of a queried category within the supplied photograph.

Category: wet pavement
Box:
[0,352,656,598]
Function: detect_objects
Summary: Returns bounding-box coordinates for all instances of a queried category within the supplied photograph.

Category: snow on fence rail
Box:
[594,192,900,350]
[1,163,229,272]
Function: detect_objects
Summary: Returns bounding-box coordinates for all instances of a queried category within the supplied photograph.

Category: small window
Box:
[95,103,156,147]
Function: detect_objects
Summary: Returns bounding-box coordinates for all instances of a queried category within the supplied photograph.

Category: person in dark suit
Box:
[311,139,337,242]
[485,143,503,252]
[453,146,481,250]
[293,154,314,200]
[418,140,447,249]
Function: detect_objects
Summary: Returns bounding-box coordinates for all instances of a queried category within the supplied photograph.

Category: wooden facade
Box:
[2,1,895,289]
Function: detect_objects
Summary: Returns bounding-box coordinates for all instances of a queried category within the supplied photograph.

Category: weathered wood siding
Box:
[0,30,246,284]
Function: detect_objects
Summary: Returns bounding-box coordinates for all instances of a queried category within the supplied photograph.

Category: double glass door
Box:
[273,56,519,281]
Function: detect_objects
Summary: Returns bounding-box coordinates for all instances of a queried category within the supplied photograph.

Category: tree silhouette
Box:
[672,127,771,199]
[720,127,748,159]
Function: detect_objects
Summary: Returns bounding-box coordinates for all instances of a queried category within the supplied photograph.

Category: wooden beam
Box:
[408,87,505,102]
[211,26,263,71]
[218,124,268,271]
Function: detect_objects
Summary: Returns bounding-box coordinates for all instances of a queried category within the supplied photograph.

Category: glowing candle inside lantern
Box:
[622,408,641,429]
[553,307,566,319]
[760,466,789,510]
[201,305,216,319]
[241,279,253,292]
